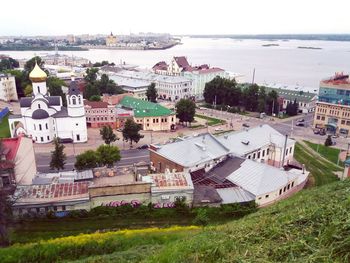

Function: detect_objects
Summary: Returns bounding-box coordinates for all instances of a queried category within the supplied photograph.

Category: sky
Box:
[1,0,350,36]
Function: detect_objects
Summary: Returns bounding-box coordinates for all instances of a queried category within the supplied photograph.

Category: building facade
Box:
[8,63,88,143]
[117,96,176,131]
[106,32,117,47]
[84,100,116,128]
[313,73,350,135]
[0,73,18,101]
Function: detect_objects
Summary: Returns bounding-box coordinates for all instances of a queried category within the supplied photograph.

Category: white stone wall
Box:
[0,75,18,101]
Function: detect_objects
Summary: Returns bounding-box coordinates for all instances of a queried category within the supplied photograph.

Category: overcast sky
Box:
[1,0,350,36]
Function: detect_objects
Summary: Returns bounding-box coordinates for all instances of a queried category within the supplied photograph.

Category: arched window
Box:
[78,96,81,104]
[72,97,76,105]
[38,104,41,109]
[37,86,40,93]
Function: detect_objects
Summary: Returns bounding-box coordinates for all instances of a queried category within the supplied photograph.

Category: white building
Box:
[0,73,18,101]
[8,63,87,143]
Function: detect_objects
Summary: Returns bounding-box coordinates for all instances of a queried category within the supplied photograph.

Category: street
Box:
[36,148,149,173]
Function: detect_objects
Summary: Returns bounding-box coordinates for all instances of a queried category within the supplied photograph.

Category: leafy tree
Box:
[257,86,267,113]
[176,98,196,125]
[74,150,99,170]
[84,68,99,83]
[146,83,157,102]
[203,76,239,106]
[122,119,144,147]
[0,57,19,71]
[84,83,100,99]
[24,56,45,73]
[89,95,101,101]
[50,138,67,171]
[100,125,118,144]
[24,85,33,97]
[267,90,279,115]
[96,144,121,167]
[242,84,259,112]
[325,135,333,147]
[0,188,13,246]
[47,76,67,106]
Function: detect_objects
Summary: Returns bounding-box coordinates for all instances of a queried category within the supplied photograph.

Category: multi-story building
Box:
[0,73,18,102]
[106,32,117,47]
[313,73,350,135]
[116,96,176,131]
[265,87,317,114]
[152,57,228,100]
[8,63,88,143]
[84,101,116,128]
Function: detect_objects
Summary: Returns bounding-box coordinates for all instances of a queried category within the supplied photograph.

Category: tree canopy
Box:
[122,119,144,147]
[146,83,157,102]
[0,57,19,72]
[96,145,121,167]
[50,138,67,171]
[176,99,196,125]
[47,76,67,106]
[100,125,118,145]
[74,150,100,171]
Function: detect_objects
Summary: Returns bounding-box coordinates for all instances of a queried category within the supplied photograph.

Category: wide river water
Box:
[3,37,350,89]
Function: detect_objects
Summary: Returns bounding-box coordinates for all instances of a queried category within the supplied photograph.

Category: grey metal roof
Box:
[20,97,33,107]
[68,81,81,96]
[217,187,255,204]
[226,159,298,196]
[193,185,222,205]
[8,114,22,119]
[32,109,49,119]
[216,124,294,156]
[51,107,68,118]
[153,133,230,168]
[47,96,61,106]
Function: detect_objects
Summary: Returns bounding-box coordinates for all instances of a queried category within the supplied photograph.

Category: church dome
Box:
[29,63,47,82]
[32,109,49,119]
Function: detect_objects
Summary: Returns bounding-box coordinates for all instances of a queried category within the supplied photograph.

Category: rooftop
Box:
[1,137,22,161]
[143,172,194,192]
[119,96,174,117]
[84,100,110,108]
[264,87,317,103]
[151,133,230,168]
[216,124,294,156]
[321,73,350,86]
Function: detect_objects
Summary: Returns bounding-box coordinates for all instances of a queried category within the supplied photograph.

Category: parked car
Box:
[137,144,149,150]
[313,129,320,134]
[242,123,250,128]
[296,122,305,127]
[214,127,224,131]
[58,138,73,144]
[298,118,305,122]
[319,129,326,136]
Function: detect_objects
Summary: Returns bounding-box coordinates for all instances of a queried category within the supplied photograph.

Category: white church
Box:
[8,63,88,143]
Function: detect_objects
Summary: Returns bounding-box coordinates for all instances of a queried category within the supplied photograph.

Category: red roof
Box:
[1,137,22,161]
[152,61,168,71]
[174,56,190,69]
[84,100,109,108]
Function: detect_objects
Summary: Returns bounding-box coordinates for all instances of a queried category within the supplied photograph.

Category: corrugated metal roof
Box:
[217,187,255,204]
[154,133,230,167]
[217,124,294,156]
[226,159,298,196]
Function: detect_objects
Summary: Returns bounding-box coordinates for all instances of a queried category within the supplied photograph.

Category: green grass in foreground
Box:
[0,114,10,138]
[304,140,343,166]
[294,142,339,186]
[195,114,225,126]
[3,180,350,262]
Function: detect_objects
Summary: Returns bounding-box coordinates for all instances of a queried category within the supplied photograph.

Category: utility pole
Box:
[252,68,256,84]
[71,131,76,156]
[281,134,288,168]
[271,99,275,116]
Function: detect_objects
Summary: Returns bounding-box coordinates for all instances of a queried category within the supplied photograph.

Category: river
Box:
[3,37,350,89]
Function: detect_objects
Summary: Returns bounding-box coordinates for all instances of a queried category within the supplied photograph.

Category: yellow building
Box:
[105,32,117,47]
[313,73,350,135]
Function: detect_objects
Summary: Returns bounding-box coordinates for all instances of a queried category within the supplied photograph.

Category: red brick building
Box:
[84,101,117,128]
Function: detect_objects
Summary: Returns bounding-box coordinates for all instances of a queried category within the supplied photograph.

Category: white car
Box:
[215,127,224,131]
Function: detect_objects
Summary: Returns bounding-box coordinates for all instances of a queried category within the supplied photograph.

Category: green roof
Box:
[118,96,174,118]
[264,87,317,103]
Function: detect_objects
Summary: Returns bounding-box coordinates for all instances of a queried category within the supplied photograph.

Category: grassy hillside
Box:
[2,180,350,262]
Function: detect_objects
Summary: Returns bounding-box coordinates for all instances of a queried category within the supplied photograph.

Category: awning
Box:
[326,123,337,129]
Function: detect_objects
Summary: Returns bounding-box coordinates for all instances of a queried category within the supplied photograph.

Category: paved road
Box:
[36,149,150,173]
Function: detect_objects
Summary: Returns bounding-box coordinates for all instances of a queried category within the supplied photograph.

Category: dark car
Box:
[319,129,326,136]
[58,138,73,143]
[137,144,149,150]
[242,123,250,128]
[296,122,305,127]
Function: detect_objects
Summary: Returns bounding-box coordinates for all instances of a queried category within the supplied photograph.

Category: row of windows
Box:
[247,148,270,160]
[279,181,295,195]
[34,123,49,131]
[86,109,114,114]
[87,116,114,122]
[17,205,66,215]
[316,115,326,121]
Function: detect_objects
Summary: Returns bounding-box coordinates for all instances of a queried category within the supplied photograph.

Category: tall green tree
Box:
[50,138,67,171]
[257,86,267,113]
[74,150,100,170]
[146,83,158,102]
[84,68,99,83]
[47,76,67,106]
[267,90,279,115]
[122,119,144,147]
[100,125,118,144]
[242,84,260,112]
[176,99,196,125]
[96,144,121,167]
[0,57,19,71]
[203,76,239,106]
[89,95,101,101]
[84,83,100,99]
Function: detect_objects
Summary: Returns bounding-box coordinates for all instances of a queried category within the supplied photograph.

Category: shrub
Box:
[193,208,209,226]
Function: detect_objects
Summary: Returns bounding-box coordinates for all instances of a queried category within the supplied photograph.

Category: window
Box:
[37,86,40,93]
[247,155,251,159]
[291,182,294,187]
[258,197,262,200]
[262,150,265,157]
[40,137,43,142]
[39,124,42,130]
[253,153,256,159]
[279,189,282,195]
[76,123,78,126]
[267,148,269,155]
[153,119,155,123]
[265,194,269,198]
[317,115,321,120]
[76,134,80,141]
[287,184,290,190]
[45,123,48,129]
[62,205,66,211]
[72,97,76,105]
[257,152,261,159]
[285,149,288,156]
[38,104,41,109]
[47,136,49,140]
[34,124,36,130]
[78,97,81,104]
